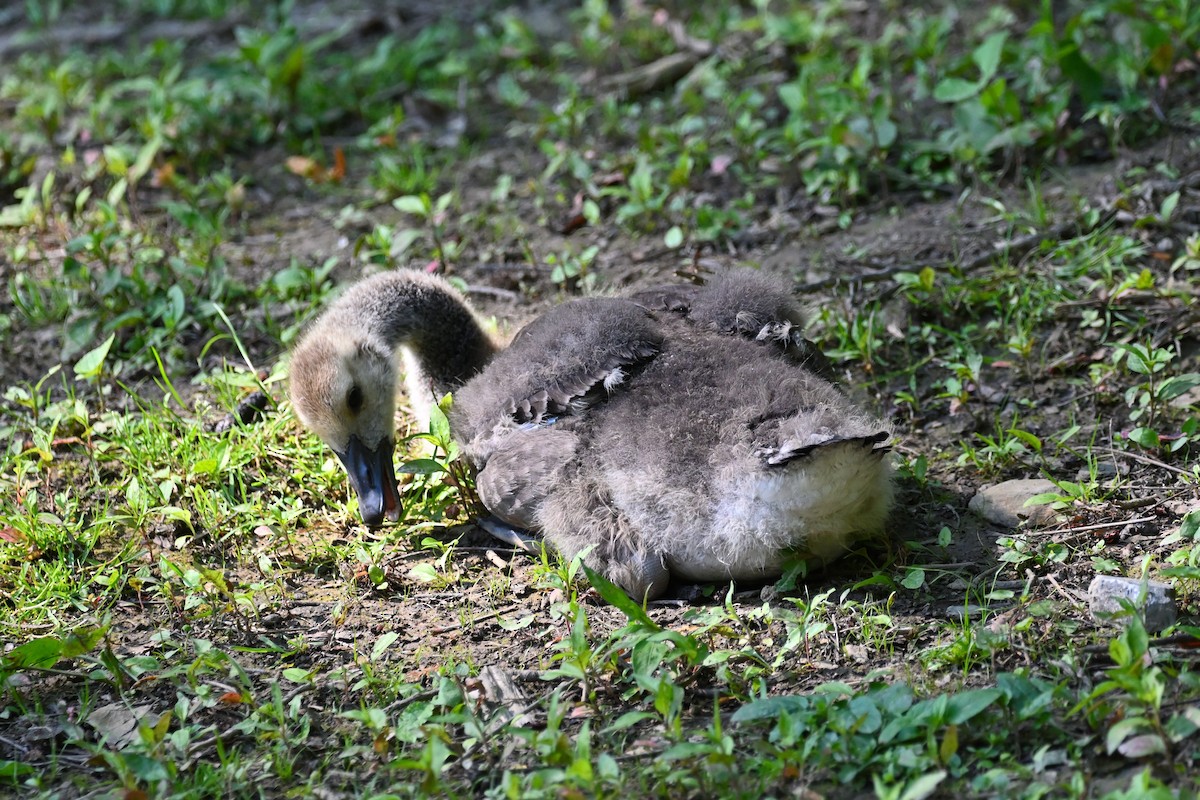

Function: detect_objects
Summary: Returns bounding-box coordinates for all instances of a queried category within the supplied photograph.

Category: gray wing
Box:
[630,272,836,381]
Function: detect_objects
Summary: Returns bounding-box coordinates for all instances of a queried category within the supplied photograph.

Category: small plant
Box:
[547,244,599,291]
[393,192,461,268]
[1111,341,1200,436]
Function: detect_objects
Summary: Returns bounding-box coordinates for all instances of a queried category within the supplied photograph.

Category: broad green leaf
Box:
[407,563,438,583]
[1106,716,1152,754]
[4,636,64,669]
[933,77,982,103]
[74,333,116,379]
[398,458,446,476]
[393,194,430,215]
[603,710,656,733]
[1025,492,1065,507]
[1160,190,1180,222]
[60,626,105,659]
[945,688,1002,724]
[731,694,812,723]
[1007,428,1042,452]
[0,761,35,780]
[900,567,926,590]
[972,32,1007,81]
[496,613,536,631]
[1157,373,1200,401]
[664,225,684,248]
[1128,427,1160,448]
[428,402,451,446]
[778,82,804,112]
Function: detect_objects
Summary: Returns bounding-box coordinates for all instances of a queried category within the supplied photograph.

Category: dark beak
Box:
[334,434,401,527]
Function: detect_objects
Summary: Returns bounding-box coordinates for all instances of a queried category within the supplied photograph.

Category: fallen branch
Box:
[599,51,702,98]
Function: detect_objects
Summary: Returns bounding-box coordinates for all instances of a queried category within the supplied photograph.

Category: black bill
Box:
[334,434,402,527]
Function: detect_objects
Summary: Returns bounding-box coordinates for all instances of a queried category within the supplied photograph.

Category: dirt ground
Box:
[3,1,1200,795]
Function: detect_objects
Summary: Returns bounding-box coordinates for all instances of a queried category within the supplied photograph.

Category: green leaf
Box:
[398,458,446,476]
[0,760,36,780]
[282,667,315,682]
[428,401,451,446]
[581,565,659,626]
[130,134,162,184]
[899,770,948,800]
[73,333,116,379]
[778,82,804,112]
[972,32,1007,81]
[603,710,657,733]
[3,636,65,669]
[123,753,169,782]
[933,77,982,103]
[1025,492,1066,507]
[1058,46,1104,106]
[1128,427,1160,448]
[945,688,1002,724]
[664,226,684,249]
[393,194,430,216]
[372,631,400,661]
[1106,716,1151,754]
[1160,190,1180,222]
[731,694,813,723]
[60,625,105,659]
[496,613,536,631]
[900,567,926,590]
[407,563,438,583]
[1157,373,1200,402]
[1007,428,1042,452]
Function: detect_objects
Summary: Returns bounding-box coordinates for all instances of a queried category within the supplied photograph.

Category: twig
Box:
[1043,572,1084,605]
[431,604,519,635]
[0,734,30,755]
[464,284,522,303]
[1046,516,1157,536]
[599,51,703,97]
[1148,97,1200,137]
[1098,447,1190,476]
[383,688,437,715]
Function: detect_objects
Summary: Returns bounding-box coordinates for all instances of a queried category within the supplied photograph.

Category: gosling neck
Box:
[330,270,500,397]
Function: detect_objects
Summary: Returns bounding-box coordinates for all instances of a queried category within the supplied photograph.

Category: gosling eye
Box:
[347,385,364,413]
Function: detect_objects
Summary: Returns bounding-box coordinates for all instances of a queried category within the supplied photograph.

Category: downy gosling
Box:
[289,269,892,600]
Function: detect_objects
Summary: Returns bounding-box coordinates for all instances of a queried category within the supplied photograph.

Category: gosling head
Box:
[289,332,402,527]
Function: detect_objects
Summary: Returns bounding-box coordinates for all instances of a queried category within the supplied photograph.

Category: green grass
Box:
[4,0,1200,796]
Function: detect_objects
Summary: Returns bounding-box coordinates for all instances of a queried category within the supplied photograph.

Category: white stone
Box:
[1087,575,1177,632]
[968,479,1059,528]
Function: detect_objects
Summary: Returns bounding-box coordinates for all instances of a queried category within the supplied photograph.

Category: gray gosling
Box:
[289,268,893,601]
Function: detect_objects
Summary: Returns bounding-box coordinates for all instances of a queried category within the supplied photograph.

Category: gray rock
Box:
[1168,384,1200,411]
[968,479,1059,528]
[947,604,985,622]
[1087,575,1178,632]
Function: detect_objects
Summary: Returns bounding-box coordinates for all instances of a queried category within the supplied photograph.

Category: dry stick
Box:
[1098,447,1191,476]
[431,604,520,635]
[1045,515,1157,536]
